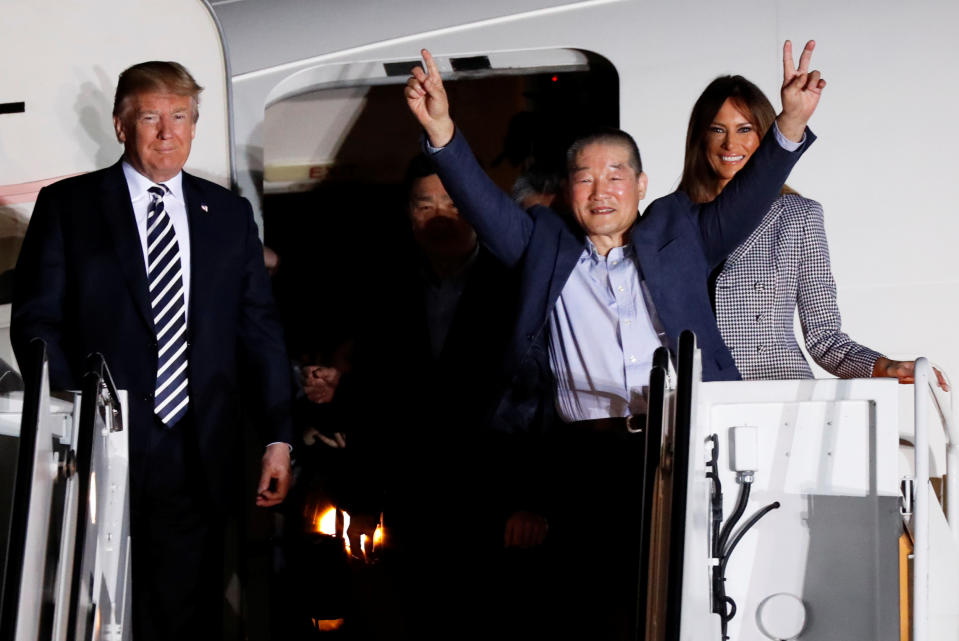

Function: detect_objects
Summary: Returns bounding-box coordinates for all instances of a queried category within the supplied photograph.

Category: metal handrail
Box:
[912,357,955,641]
[0,338,46,641]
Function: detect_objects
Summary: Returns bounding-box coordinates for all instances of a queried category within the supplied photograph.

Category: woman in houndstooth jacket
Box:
[678,75,915,381]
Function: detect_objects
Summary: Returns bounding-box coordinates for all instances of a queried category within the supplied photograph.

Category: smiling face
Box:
[114,91,196,183]
[705,98,761,193]
[568,142,647,256]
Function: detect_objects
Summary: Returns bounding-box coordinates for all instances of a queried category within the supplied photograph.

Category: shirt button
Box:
[624,319,632,326]
[617,285,625,293]
[754,282,764,291]
[611,260,619,266]
[756,345,766,353]
[629,355,637,363]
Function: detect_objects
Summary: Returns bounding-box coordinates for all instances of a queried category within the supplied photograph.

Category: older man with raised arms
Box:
[405,43,824,637]
[405,42,824,433]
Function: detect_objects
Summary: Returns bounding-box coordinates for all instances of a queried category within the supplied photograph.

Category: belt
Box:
[566,414,646,434]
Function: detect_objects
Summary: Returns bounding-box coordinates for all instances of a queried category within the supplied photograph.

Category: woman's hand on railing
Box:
[873,357,949,391]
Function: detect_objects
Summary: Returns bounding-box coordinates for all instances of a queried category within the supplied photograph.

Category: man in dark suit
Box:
[11,61,293,640]
[405,43,825,639]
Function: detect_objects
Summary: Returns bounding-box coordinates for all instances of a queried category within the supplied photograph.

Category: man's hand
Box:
[873,357,950,391]
[256,442,292,507]
[504,510,548,548]
[303,427,347,449]
[405,49,455,147]
[776,40,826,142]
[302,365,342,404]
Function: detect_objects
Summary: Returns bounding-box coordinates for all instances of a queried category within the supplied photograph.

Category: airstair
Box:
[644,332,959,641]
[1,333,957,640]
[0,341,130,641]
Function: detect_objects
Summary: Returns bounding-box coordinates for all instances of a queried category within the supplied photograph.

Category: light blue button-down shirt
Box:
[549,241,661,422]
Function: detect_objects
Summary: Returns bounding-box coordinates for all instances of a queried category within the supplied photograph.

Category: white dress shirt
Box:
[121,162,191,314]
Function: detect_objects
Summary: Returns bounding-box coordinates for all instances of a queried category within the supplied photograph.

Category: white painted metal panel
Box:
[926,484,959,641]
[210,0,602,75]
[215,0,959,388]
[681,378,901,640]
[0,0,231,188]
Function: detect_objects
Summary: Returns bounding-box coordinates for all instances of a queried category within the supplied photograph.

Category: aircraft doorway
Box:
[258,51,621,637]
[261,50,619,361]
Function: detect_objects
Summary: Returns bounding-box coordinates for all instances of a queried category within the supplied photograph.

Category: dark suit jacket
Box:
[11,161,293,504]
[361,246,515,433]
[428,127,814,433]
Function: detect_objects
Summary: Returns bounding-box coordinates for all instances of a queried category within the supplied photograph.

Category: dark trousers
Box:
[542,424,648,641]
[130,412,224,641]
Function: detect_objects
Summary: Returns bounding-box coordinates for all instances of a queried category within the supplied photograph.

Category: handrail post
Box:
[913,357,930,641]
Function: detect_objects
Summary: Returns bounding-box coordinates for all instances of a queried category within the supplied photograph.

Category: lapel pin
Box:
[200,204,209,213]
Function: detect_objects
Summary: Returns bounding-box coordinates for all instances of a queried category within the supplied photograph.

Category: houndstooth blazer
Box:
[714,193,882,380]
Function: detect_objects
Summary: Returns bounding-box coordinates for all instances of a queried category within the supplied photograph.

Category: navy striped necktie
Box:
[147,185,190,427]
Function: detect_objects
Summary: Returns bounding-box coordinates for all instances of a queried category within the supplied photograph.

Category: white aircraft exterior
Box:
[2,0,957,382]
[1,2,958,639]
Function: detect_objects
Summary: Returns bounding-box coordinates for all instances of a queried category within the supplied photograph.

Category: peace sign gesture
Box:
[777,40,826,142]
[405,49,456,147]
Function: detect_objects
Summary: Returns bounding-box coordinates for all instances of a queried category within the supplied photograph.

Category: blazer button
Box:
[753,282,764,291]
[150,340,158,349]
[756,345,766,353]
[755,313,764,322]
[143,392,154,401]
[526,333,535,341]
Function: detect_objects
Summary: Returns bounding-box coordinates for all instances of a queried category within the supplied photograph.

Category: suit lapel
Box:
[100,162,155,330]
[630,222,660,280]
[546,225,585,309]
[181,173,209,334]
[724,197,782,269]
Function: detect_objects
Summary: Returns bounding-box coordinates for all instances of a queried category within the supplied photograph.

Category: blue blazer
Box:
[428,127,814,433]
[11,162,294,504]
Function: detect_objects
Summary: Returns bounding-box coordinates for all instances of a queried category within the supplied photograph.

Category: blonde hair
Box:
[113,61,203,123]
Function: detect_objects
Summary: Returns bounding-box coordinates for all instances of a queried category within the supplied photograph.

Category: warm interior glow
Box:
[314,506,353,554]
[372,522,384,551]
[315,507,336,535]
[312,618,345,632]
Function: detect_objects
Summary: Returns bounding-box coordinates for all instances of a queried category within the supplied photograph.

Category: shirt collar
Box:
[121,160,185,203]
[582,237,630,264]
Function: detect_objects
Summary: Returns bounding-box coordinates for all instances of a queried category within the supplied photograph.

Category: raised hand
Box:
[405,48,455,147]
[777,40,826,142]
